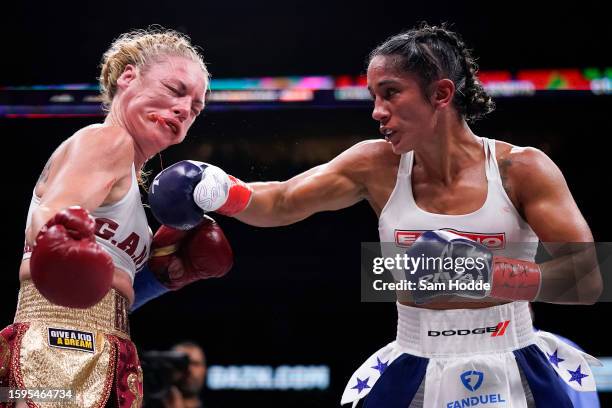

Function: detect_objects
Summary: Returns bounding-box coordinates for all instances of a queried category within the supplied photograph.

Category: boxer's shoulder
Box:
[71,124,134,158]
[495,140,551,168]
[62,125,135,182]
[348,138,395,156]
[495,141,563,210]
[33,125,135,202]
[496,142,558,184]
[338,139,399,171]
[324,140,398,199]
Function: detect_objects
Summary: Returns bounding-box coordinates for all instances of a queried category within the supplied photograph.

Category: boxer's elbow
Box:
[577,275,603,305]
[576,255,603,304]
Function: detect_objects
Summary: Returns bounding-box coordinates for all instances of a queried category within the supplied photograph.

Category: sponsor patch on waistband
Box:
[47,327,95,353]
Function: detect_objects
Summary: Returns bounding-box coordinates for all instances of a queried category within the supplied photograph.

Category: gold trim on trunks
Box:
[14,280,130,340]
[128,366,144,408]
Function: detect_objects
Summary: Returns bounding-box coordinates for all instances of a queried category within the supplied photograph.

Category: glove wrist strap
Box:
[217,175,253,216]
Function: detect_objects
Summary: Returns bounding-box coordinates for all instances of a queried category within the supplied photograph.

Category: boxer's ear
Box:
[116,65,138,91]
[430,78,455,110]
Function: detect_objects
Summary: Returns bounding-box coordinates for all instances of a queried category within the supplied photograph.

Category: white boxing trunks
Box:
[341,302,600,407]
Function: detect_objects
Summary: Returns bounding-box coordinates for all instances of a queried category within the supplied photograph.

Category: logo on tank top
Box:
[94,217,149,270]
[394,229,506,249]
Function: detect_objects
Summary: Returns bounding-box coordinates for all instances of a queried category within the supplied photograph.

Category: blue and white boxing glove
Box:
[149,160,253,230]
[405,230,542,304]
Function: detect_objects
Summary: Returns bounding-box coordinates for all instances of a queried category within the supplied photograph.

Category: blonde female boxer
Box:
[150,24,602,407]
[0,29,232,408]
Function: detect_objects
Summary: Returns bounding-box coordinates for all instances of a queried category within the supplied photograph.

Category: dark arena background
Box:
[1,1,610,407]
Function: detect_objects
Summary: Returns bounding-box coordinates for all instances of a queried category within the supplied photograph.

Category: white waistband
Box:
[396,301,536,358]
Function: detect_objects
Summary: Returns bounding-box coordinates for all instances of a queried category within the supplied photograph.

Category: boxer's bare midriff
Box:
[19,259,135,306]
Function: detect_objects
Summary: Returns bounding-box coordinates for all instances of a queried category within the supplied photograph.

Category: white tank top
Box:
[23,164,152,283]
[378,137,538,281]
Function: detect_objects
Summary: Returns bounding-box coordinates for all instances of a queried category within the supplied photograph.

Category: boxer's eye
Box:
[384,88,399,99]
[164,84,182,96]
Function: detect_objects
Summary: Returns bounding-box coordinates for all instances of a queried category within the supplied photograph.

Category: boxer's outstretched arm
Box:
[235,142,371,227]
[26,126,133,246]
[507,147,602,304]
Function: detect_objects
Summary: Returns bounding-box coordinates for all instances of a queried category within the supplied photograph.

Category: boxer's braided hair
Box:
[369,23,494,123]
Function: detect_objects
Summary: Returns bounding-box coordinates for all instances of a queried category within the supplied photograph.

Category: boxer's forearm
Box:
[234,181,308,227]
[27,207,54,246]
[234,165,363,227]
[235,180,362,227]
[27,202,75,246]
[537,246,602,305]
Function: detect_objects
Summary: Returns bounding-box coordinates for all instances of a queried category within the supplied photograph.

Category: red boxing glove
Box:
[148,215,233,290]
[490,257,542,301]
[30,206,114,308]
